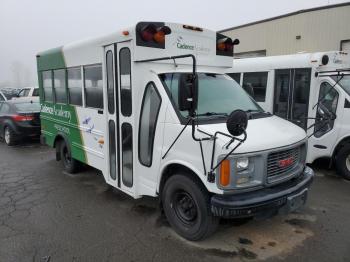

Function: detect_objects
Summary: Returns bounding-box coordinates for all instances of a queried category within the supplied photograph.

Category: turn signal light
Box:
[220,159,231,186]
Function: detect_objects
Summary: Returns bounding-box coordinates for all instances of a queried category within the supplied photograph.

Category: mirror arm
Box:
[307,119,332,139]
[209,130,247,174]
[161,117,192,160]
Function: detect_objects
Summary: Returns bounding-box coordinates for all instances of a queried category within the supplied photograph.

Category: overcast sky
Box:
[0,0,348,87]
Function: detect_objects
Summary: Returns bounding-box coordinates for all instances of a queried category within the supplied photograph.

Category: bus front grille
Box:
[267,145,304,183]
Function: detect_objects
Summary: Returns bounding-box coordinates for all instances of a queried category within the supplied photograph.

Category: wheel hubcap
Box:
[173,191,198,224]
[346,155,350,172]
[4,128,10,144]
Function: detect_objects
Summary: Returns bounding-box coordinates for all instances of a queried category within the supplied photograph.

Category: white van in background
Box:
[227,51,350,179]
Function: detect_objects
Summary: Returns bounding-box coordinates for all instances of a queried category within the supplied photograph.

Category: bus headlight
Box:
[236,157,249,171]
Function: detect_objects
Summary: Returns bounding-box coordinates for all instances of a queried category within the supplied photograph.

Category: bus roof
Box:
[37,22,235,71]
[230,51,350,73]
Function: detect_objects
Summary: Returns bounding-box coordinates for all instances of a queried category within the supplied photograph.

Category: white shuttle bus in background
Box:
[227,51,350,179]
[37,22,313,241]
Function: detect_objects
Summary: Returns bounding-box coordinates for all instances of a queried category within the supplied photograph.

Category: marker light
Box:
[183,25,203,32]
[122,31,129,36]
[220,159,231,186]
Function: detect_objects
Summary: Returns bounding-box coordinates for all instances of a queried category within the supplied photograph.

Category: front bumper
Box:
[211,166,314,218]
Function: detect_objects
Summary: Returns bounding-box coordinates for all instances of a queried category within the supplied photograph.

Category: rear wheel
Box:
[4,126,17,146]
[162,174,219,241]
[59,141,80,173]
[336,145,350,180]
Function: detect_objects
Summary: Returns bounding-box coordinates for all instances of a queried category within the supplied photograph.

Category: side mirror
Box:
[226,110,248,136]
[178,74,198,114]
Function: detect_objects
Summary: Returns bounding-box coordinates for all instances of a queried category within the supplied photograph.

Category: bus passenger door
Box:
[274,69,311,129]
[104,44,120,189]
[116,41,135,195]
[274,69,291,120]
[290,69,311,129]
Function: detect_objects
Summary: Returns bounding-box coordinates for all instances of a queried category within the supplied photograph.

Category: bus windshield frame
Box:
[159,72,266,124]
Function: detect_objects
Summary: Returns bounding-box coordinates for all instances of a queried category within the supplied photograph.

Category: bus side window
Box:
[53,69,67,104]
[67,67,83,106]
[42,70,53,102]
[242,72,268,102]
[84,64,103,109]
[139,82,162,167]
[119,48,132,116]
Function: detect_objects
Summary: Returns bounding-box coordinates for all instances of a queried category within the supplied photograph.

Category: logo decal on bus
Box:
[41,105,72,121]
[174,36,210,53]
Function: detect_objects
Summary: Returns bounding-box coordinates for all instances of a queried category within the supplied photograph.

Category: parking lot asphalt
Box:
[1,142,350,262]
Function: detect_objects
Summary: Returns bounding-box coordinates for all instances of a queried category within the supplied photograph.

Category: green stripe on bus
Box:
[37,46,66,71]
[41,103,87,164]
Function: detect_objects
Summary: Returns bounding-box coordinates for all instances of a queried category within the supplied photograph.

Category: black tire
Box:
[162,174,219,241]
[336,145,350,180]
[4,126,18,146]
[59,140,80,174]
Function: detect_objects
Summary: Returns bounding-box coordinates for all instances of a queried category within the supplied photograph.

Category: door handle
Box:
[98,110,103,115]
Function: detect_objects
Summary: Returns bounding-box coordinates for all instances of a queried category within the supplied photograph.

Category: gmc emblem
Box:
[277,157,294,168]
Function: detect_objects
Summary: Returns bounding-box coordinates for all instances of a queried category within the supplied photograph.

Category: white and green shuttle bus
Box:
[37,22,313,240]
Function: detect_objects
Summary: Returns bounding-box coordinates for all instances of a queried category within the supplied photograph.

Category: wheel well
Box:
[333,136,350,159]
[158,163,207,198]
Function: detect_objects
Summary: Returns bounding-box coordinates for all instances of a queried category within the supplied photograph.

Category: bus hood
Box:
[199,115,306,154]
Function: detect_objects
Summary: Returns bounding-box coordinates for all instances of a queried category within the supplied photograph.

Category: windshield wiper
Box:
[196,112,228,118]
[245,109,261,113]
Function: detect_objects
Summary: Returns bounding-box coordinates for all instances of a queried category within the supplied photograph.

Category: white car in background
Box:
[16,87,39,98]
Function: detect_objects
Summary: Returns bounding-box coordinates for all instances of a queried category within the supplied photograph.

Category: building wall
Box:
[221,5,350,57]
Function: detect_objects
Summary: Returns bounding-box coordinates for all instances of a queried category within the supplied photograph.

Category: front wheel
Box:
[336,145,350,180]
[59,141,80,174]
[162,174,219,241]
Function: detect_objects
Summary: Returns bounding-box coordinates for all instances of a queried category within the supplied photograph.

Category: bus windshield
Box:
[160,73,263,119]
[332,75,350,96]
